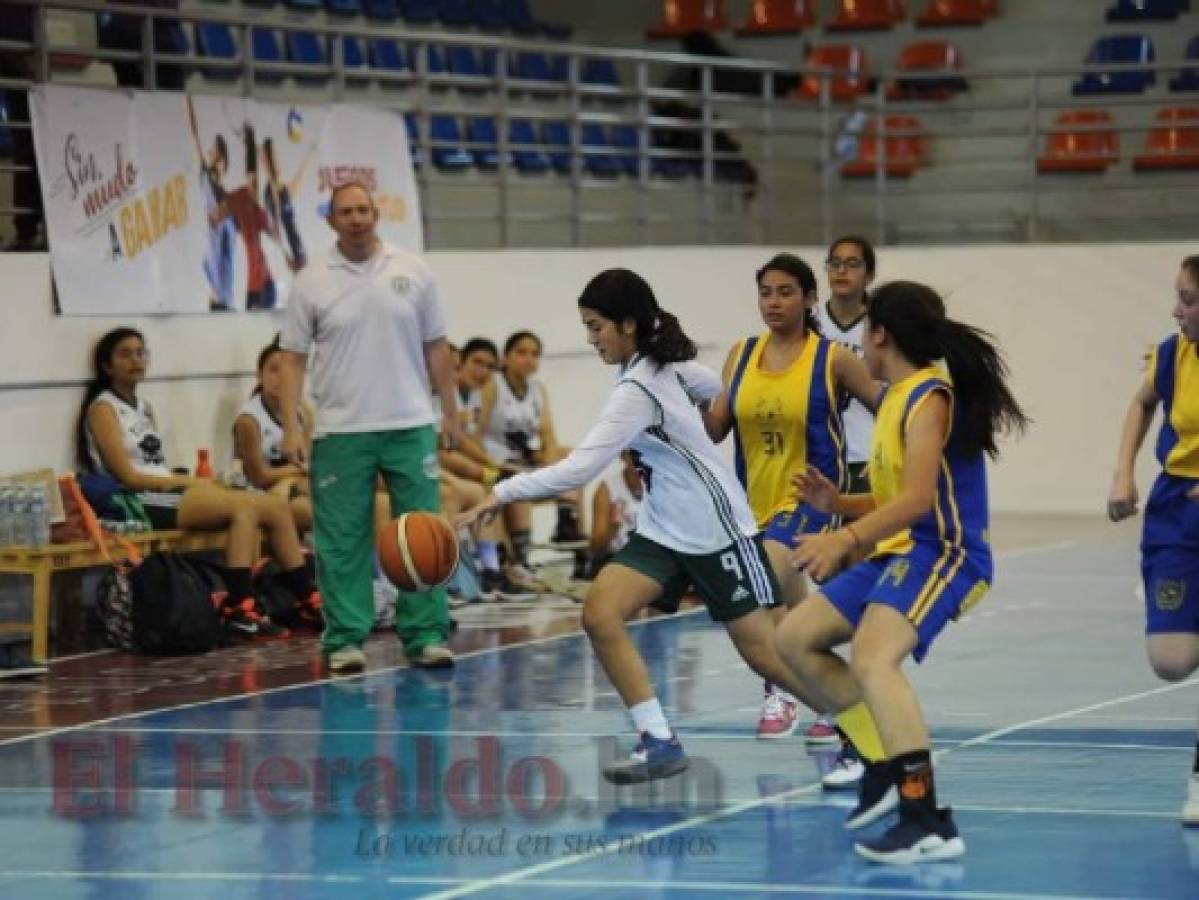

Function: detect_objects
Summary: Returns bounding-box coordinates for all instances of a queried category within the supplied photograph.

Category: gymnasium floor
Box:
[0,515,1197,899]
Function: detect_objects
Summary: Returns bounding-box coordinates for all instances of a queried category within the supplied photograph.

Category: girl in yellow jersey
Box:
[1108,255,1199,826]
[776,281,1028,864]
[705,254,879,741]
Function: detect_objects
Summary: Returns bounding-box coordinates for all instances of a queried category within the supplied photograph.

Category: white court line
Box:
[778,798,1181,820]
[417,676,1199,900]
[0,609,705,748]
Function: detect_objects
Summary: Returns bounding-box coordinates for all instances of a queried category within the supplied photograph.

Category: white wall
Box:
[0,242,1186,513]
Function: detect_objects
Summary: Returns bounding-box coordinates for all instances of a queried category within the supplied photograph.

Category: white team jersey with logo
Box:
[234,393,303,468]
[482,373,545,464]
[816,301,873,464]
[85,390,180,506]
[459,386,483,434]
[599,463,642,555]
[494,355,757,555]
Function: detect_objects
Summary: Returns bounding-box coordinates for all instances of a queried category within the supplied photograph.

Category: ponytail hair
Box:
[756,252,819,334]
[252,334,283,397]
[76,327,145,472]
[868,281,1028,460]
[577,268,697,367]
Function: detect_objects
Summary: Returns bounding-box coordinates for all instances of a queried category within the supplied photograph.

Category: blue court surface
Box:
[1,520,1197,899]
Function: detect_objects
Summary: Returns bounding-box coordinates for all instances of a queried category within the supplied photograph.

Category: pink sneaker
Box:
[756,692,799,739]
[805,715,840,745]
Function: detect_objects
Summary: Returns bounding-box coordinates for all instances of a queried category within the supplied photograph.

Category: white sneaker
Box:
[822,743,866,790]
[327,646,366,673]
[412,644,455,668]
[756,691,800,739]
[1183,774,1199,825]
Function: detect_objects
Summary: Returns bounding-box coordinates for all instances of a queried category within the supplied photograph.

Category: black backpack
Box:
[97,552,225,654]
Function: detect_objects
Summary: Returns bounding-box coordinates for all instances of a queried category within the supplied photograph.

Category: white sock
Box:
[629,698,672,740]
[478,540,501,573]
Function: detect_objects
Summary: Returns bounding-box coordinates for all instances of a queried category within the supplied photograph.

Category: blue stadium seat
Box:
[430,115,474,169]
[341,35,366,69]
[424,44,447,75]
[0,91,13,158]
[468,0,508,30]
[582,57,621,88]
[1170,35,1199,92]
[368,38,408,72]
[286,31,328,82]
[502,0,570,37]
[610,124,640,176]
[195,21,238,80]
[324,0,362,14]
[251,27,286,82]
[1106,0,1183,21]
[404,113,423,168]
[466,117,501,169]
[509,119,550,173]
[446,45,484,77]
[283,0,322,11]
[581,123,622,177]
[1072,35,1155,95]
[512,51,567,84]
[541,120,573,174]
[363,0,400,20]
[435,0,474,28]
[399,0,438,24]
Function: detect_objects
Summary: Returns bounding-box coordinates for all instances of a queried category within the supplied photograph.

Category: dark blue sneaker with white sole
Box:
[602,732,688,785]
[845,760,899,829]
[854,807,966,865]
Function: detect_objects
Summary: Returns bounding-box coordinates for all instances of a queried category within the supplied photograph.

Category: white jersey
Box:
[599,463,642,555]
[459,385,483,434]
[85,390,180,507]
[494,356,757,554]
[234,393,302,468]
[816,301,873,464]
[482,373,545,465]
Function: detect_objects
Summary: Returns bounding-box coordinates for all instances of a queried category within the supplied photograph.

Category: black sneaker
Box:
[602,731,689,785]
[0,646,48,679]
[845,760,899,830]
[480,570,536,601]
[221,598,291,641]
[854,807,966,864]
[551,507,583,545]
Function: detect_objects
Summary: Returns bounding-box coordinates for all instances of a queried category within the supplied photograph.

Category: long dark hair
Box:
[577,268,697,367]
[76,327,145,471]
[868,281,1028,460]
[756,253,819,334]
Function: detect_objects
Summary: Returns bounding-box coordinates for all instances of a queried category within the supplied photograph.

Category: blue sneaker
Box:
[854,807,966,865]
[844,760,898,830]
[602,732,688,785]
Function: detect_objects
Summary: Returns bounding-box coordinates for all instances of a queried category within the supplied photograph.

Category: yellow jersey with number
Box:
[728,332,847,527]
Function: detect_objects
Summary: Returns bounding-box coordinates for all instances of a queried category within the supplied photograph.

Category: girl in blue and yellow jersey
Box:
[705,253,880,743]
[1108,255,1199,827]
[775,281,1029,865]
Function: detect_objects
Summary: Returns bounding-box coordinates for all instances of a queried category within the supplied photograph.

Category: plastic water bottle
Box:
[0,487,13,547]
[11,487,32,547]
[30,485,50,548]
[195,447,214,479]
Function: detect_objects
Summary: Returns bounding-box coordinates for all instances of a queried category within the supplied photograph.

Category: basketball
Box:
[376,512,459,592]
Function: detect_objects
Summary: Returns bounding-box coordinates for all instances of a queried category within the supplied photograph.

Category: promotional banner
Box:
[31,85,422,315]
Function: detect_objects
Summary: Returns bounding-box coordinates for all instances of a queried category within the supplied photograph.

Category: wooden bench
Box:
[0,530,229,663]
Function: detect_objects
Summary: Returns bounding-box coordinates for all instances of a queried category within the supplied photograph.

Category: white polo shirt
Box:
[280,242,447,436]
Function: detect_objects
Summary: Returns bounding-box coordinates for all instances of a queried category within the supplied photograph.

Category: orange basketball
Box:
[376,512,459,592]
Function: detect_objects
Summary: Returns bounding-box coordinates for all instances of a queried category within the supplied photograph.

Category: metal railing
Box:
[1,0,1198,248]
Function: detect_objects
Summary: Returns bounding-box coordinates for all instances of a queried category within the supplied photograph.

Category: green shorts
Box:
[613,532,780,623]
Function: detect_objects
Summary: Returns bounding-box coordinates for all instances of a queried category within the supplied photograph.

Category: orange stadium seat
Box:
[736,0,817,36]
[840,114,926,177]
[1037,109,1119,173]
[917,0,995,27]
[648,0,727,38]
[1134,106,1199,170]
[826,0,905,32]
[793,44,869,101]
[887,40,967,100]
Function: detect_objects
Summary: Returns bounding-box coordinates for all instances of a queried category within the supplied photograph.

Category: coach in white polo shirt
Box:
[278,181,460,673]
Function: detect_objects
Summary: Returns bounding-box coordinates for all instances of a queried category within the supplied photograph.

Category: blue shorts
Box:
[1141,474,1199,634]
[762,503,837,550]
[821,547,989,662]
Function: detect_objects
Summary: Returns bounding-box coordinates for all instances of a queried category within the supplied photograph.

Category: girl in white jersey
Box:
[233,339,315,530]
[459,269,832,785]
[77,328,321,638]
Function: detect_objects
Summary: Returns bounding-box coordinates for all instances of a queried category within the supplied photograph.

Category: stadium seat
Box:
[1072,35,1155,95]
[286,31,328,83]
[916,0,993,27]
[648,1,727,39]
[283,0,322,11]
[1037,109,1118,173]
[466,117,501,170]
[429,115,474,169]
[581,123,624,177]
[582,57,621,88]
[501,0,571,37]
[446,45,485,77]
[511,52,568,85]
[0,91,14,159]
[509,119,551,173]
[195,21,238,79]
[610,124,641,176]
[888,41,967,100]
[736,0,816,36]
[1106,0,1183,21]
[1133,106,1199,170]
[368,38,408,73]
[840,114,926,177]
[826,0,904,32]
[250,27,286,83]
[541,120,573,174]
[324,0,362,15]
[363,0,401,20]
[404,113,422,167]
[423,44,447,75]
[398,0,437,24]
[434,0,474,28]
[793,44,869,101]
[1169,35,1199,92]
[341,36,366,69]
[468,0,508,30]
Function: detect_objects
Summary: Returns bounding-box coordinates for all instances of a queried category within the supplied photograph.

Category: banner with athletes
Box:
[30,85,422,315]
